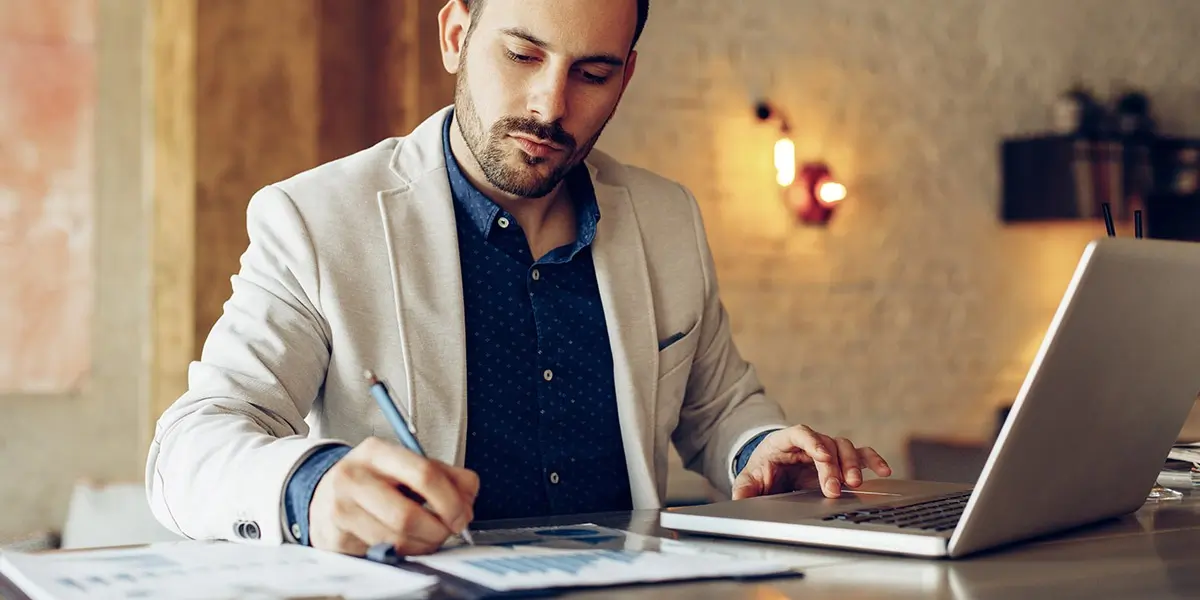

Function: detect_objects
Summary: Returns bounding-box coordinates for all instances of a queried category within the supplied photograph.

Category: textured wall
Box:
[595,0,1200,490]
[0,0,147,543]
[0,0,94,392]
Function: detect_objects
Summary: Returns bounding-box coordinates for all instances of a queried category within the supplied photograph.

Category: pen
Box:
[364,370,475,547]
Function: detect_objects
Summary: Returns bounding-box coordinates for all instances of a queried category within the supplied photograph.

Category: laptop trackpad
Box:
[779,488,904,500]
[766,488,906,515]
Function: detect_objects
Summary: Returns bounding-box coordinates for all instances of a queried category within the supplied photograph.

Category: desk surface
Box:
[4,488,1200,600]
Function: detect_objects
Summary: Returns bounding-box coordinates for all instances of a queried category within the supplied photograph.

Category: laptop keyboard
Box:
[820,490,972,532]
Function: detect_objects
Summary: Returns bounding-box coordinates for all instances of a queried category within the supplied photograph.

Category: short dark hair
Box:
[462,0,650,50]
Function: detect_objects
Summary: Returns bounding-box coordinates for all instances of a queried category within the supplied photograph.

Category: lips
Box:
[510,134,564,158]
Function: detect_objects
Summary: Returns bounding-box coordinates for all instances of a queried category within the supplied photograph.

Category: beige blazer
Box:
[145,106,789,545]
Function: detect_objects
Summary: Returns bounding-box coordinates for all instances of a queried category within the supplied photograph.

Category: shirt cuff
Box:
[283,444,352,545]
[733,429,781,478]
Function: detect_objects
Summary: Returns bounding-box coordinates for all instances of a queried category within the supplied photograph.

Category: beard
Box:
[454,61,613,198]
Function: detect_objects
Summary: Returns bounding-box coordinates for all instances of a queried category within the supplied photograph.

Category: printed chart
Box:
[413,524,794,592]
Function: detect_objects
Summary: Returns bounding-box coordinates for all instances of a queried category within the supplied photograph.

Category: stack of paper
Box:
[2,523,797,598]
[0,541,437,600]
[1158,443,1200,487]
[1168,442,1200,465]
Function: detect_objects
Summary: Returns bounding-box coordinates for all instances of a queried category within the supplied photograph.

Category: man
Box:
[146,0,891,557]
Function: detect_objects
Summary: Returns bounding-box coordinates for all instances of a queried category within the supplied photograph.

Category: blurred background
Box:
[4,0,1200,549]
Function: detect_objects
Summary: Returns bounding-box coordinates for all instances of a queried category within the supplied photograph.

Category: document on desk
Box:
[0,541,437,600]
[410,524,794,592]
[1168,442,1200,464]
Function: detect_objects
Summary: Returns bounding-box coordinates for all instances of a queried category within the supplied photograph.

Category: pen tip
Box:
[363,369,377,384]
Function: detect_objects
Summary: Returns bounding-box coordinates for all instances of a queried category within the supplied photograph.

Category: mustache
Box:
[494,116,575,149]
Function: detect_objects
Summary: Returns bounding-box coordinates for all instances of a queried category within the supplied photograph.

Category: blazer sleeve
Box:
[145,185,344,545]
[670,184,791,496]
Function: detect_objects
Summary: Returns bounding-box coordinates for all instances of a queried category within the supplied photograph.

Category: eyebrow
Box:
[500,27,626,67]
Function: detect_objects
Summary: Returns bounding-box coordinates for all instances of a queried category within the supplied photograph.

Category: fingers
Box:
[774,426,842,497]
[361,438,475,533]
[814,433,843,497]
[308,439,481,557]
[835,437,862,487]
[445,465,481,502]
[353,474,453,554]
[773,425,833,463]
[857,446,892,477]
[780,426,842,498]
[755,426,894,500]
[331,493,419,556]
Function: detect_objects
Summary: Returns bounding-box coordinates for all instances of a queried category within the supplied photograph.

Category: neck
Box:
[449,114,569,233]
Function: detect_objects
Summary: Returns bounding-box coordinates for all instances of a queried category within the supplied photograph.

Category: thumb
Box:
[732,471,765,500]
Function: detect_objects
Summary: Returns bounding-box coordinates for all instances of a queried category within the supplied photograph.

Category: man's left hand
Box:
[732,425,892,500]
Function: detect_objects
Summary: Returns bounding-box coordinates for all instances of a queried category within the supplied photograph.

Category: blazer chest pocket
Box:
[657,321,700,380]
[655,322,699,432]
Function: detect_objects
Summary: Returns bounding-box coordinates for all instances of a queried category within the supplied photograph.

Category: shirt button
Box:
[497,216,510,228]
[531,268,541,281]
[549,472,560,484]
[543,369,553,381]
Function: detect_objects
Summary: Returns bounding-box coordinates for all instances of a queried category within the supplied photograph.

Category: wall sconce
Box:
[755,100,846,226]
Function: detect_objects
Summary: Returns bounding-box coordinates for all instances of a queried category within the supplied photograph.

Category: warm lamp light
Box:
[774,138,796,187]
[818,180,846,204]
[754,99,846,226]
[780,162,843,225]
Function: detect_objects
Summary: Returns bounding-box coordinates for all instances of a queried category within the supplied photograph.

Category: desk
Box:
[4,489,1200,599]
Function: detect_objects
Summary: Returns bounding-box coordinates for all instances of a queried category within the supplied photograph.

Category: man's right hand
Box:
[308,437,479,556]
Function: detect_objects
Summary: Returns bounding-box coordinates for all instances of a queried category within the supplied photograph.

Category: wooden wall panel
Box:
[192,0,323,357]
[149,0,456,427]
[149,0,196,427]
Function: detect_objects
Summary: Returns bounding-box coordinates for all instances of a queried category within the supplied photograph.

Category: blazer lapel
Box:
[376,107,469,467]
[589,167,661,509]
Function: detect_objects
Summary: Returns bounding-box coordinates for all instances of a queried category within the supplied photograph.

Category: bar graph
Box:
[414,543,793,592]
[464,549,638,576]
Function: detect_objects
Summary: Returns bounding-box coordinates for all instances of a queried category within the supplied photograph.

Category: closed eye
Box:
[505,49,537,64]
[580,71,609,85]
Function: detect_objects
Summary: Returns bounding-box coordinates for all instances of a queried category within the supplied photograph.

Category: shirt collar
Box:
[442,109,601,252]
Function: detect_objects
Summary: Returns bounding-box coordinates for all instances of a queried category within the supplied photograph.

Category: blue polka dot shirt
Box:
[442,110,633,521]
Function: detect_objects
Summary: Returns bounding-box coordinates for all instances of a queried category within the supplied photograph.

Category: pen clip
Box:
[375,376,418,435]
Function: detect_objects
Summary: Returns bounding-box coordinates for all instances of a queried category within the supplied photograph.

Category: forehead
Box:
[474,0,637,57]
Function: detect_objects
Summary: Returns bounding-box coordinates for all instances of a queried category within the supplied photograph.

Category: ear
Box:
[616,50,638,99]
[438,0,470,74]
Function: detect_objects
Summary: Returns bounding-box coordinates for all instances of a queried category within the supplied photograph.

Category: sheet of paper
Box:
[411,523,794,592]
[1168,442,1200,464]
[0,541,437,600]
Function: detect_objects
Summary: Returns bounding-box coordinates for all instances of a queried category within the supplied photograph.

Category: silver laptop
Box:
[661,237,1200,558]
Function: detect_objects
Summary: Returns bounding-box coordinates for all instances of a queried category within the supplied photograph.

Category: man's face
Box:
[445,0,639,198]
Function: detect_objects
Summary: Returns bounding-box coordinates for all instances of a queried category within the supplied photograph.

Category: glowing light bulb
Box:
[774,138,795,187]
[818,181,846,204]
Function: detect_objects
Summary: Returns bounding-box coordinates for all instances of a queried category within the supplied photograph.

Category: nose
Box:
[526,64,569,124]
